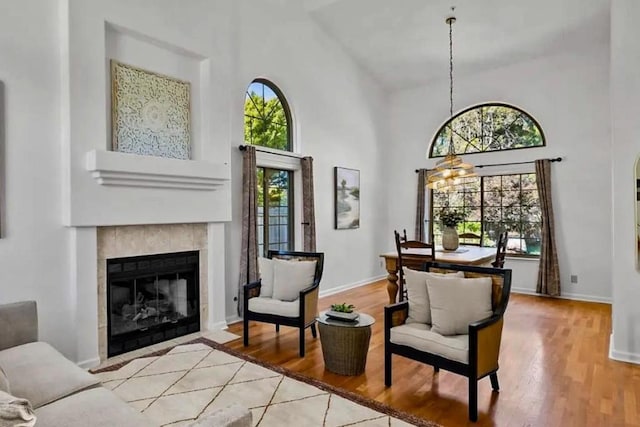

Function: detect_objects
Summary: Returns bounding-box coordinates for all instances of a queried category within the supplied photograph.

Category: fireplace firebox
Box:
[107,251,200,357]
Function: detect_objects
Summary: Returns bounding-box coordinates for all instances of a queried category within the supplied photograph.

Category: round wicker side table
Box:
[317,311,375,376]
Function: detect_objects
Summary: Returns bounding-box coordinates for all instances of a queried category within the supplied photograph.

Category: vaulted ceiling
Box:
[303,0,610,90]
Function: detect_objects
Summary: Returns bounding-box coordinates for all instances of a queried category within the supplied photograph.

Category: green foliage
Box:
[350,188,360,199]
[331,303,355,313]
[244,91,288,150]
[438,207,467,227]
[432,105,544,157]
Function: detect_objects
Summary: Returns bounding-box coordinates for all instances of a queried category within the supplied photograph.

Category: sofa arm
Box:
[189,403,252,427]
[470,315,504,378]
[0,301,38,351]
[243,280,262,300]
[384,301,409,330]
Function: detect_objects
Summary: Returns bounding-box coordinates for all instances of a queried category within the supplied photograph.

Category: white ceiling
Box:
[304,0,610,90]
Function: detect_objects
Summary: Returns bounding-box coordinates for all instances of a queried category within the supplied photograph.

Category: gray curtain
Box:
[301,156,316,252]
[238,146,259,315]
[415,169,427,241]
[535,159,561,296]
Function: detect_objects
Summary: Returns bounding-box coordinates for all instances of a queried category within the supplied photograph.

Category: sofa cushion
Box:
[389,323,469,363]
[403,268,464,325]
[0,342,100,409]
[427,276,493,336]
[34,387,154,427]
[0,389,36,427]
[0,365,9,393]
[248,297,300,318]
[272,259,317,301]
[258,257,275,298]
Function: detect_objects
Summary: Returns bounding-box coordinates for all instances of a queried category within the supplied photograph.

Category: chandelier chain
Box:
[448,17,454,156]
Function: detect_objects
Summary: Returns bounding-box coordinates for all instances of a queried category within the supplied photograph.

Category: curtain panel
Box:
[301,157,317,252]
[238,146,259,315]
[535,159,561,296]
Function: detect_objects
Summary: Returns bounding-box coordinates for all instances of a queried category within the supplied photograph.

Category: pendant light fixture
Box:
[427,12,476,191]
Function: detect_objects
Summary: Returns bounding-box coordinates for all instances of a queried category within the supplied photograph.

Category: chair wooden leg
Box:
[384,351,392,386]
[310,323,317,338]
[434,366,440,373]
[490,372,499,391]
[243,317,249,347]
[275,324,280,332]
[469,378,478,422]
[299,328,306,357]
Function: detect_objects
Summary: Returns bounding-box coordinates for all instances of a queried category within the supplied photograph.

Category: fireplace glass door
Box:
[107,251,200,356]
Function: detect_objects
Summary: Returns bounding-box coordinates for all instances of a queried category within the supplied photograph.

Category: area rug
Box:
[92,338,439,427]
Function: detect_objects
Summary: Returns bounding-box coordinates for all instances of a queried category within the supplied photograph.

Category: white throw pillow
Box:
[272,259,317,301]
[258,258,275,298]
[427,276,493,336]
[403,268,464,325]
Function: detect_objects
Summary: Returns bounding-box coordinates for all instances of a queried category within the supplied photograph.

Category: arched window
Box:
[428,103,545,257]
[244,79,292,151]
[430,103,545,158]
[244,79,294,256]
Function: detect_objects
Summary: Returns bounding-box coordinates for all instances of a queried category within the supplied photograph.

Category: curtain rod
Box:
[415,157,562,173]
[238,144,304,159]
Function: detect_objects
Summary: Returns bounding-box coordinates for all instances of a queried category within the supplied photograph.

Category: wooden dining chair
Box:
[394,230,436,301]
[492,231,509,268]
[459,232,481,246]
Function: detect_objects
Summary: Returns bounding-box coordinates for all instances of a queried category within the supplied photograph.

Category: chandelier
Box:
[427,13,476,191]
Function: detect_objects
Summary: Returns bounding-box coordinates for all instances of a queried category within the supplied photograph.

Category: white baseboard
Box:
[609,333,640,364]
[207,320,229,331]
[226,315,242,325]
[318,275,386,298]
[78,357,101,370]
[511,287,612,304]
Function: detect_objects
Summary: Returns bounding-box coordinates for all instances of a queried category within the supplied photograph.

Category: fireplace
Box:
[107,250,200,357]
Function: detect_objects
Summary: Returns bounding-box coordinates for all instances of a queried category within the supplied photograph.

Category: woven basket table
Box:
[317,311,375,376]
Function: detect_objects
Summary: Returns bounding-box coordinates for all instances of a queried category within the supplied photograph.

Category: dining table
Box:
[379,246,496,304]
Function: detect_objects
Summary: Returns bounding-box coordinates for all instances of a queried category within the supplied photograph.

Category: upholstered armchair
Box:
[243,250,324,357]
[384,262,512,422]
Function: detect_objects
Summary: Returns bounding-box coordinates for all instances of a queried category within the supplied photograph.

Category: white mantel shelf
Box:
[86,150,230,191]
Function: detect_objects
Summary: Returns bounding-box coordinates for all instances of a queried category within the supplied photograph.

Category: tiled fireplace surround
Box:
[67,218,228,368]
[97,224,211,362]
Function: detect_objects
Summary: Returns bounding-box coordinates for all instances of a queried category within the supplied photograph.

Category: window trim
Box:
[428,102,546,158]
[245,78,293,152]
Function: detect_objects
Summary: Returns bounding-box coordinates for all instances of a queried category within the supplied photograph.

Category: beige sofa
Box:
[0,301,251,427]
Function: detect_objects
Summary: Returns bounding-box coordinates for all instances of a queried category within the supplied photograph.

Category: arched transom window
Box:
[430,103,545,157]
[244,79,291,151]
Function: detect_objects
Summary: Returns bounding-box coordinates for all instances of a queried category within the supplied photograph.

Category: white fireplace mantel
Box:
[86,150,230,191]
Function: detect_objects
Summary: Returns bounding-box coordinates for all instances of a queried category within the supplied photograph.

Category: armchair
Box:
[243,250,324,357]
[384,262,512,422]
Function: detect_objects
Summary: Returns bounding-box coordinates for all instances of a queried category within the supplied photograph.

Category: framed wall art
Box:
[111,60,191,160]
[334,167,360,229]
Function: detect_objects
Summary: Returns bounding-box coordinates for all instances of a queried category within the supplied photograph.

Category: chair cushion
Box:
[427,276,493,336]
[272,259,317,301]
[403,268,463,324]
[0,389,36,427]
[389,323,469,364]
[248,297,300,318]
[34,387,154,427]
[0,342,100,409]
[258,257,275,297]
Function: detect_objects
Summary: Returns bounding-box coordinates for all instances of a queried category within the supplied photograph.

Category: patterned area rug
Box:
[92,338,439,427]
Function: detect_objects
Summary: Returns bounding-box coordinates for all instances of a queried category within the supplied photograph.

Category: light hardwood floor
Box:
[227,280,640,427]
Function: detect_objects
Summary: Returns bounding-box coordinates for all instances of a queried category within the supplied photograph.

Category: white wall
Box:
[610,0,640,362]
[386,45,612,301]
[0,0,390,359]
[0,0,75,356]
[224,0,389,322]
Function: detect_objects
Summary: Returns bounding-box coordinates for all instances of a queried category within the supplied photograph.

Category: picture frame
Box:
[111,60,191,160]
[334,167,360,229]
